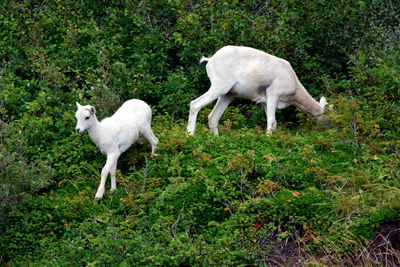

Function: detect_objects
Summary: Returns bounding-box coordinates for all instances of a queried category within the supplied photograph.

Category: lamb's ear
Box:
[76,102,82,109]
[90,106,96,115]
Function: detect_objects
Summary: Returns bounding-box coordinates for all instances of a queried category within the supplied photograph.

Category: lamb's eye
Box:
[85,116,90,120]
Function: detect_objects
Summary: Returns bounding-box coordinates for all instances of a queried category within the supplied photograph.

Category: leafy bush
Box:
[1,0,399,265]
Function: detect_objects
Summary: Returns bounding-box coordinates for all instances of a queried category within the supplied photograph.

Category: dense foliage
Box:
[1,0,399,265]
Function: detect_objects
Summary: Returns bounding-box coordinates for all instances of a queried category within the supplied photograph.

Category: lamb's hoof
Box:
[151,153,160,159]
[110,188,116,193]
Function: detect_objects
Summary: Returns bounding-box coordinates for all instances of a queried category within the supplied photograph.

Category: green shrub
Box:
[1,0,399,265]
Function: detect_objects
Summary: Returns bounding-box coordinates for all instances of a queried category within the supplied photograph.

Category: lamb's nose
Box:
[76,128,80,133]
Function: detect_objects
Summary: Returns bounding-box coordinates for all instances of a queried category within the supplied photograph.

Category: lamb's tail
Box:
[199,56,210,64]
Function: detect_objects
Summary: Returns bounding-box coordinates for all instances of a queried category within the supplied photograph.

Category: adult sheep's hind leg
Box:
[187,83,234,135]
[208,94,232,136]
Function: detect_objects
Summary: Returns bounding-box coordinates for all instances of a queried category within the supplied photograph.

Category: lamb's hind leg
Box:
[109,158,119,193]
[141,125,159,154]
[95,153,120,200]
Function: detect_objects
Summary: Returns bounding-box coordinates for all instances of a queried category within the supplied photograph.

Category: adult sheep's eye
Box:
[85,116,90,120]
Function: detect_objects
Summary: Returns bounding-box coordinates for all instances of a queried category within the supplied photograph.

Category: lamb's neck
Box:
[293,85,323,116]
[88,117,103,149]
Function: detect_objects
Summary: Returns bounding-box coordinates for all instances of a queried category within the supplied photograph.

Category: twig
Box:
[171,207,184,237]
[141,157,153,191]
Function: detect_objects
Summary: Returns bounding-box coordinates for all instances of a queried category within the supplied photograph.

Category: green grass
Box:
[2,116,399,265]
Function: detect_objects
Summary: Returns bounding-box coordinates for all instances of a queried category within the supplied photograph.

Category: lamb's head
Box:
[75,102,96,133]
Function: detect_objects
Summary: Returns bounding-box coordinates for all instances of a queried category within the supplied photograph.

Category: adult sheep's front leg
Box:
[95,153,119,200]
[265,95,278,135]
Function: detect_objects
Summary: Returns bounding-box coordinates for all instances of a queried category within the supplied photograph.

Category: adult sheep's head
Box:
[75,102,96,133]
[316,97,334,125]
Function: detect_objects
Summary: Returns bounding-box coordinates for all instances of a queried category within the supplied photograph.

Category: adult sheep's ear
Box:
[76,102,82,109]
[90,106,96,115]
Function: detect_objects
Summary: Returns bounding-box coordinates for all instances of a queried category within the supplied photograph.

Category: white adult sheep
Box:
[187,45,329,135]
[75,99,158,200]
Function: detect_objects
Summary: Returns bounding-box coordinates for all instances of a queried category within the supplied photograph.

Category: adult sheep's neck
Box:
[292,85,324,116]
[88,117,103,149]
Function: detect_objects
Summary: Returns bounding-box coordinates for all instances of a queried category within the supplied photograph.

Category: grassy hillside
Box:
[1,0,399,265]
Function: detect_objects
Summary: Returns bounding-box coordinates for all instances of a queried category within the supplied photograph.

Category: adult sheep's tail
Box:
[199,56,210,64]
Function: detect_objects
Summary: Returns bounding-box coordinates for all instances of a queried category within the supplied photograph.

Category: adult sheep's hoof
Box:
[94,194,103,201]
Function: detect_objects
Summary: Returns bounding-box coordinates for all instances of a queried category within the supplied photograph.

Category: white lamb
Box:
[187,45,329,135]
[75,99,158,200]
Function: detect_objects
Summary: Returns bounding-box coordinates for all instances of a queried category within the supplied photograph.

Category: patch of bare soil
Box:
[258,227,307,266]
[260,220,400,266]
[350,219,400,266]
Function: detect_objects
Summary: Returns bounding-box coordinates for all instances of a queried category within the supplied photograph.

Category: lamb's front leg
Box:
[95,153,119,200]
